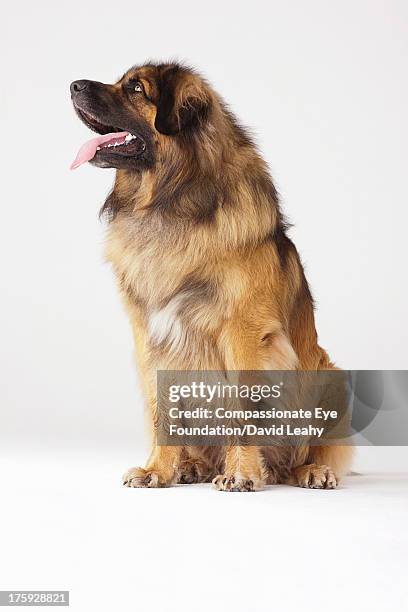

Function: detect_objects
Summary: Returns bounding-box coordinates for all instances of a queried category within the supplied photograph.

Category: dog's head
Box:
[70,62,211,171]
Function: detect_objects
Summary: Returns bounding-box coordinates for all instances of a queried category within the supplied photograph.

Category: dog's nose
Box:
[70,80,90,95]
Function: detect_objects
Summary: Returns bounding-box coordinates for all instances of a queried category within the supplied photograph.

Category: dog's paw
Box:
[122,467,163,488]
[177,460,212,484]
[295,464,338,489]
[212,473,263,492]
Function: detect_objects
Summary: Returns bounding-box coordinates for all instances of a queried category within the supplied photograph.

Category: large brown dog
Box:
[70,62,352,491]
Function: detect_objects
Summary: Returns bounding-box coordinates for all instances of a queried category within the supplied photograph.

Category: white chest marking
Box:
[148,294,185,351]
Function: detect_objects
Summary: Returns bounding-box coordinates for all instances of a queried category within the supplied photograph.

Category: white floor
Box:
[1,445,407,612]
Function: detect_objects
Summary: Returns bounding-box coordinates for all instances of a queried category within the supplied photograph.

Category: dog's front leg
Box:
[212,446,267,492]
[121,301,183,488]
[212,316,297,492]
[123,445,181,488]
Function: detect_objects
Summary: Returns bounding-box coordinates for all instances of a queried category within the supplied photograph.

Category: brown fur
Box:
[73,62,353,491]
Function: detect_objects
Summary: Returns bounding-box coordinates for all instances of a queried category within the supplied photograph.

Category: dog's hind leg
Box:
[288,445,354,489]
[177,449,215,484]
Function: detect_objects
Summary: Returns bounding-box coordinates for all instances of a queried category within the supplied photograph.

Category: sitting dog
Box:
[70,61,353,491]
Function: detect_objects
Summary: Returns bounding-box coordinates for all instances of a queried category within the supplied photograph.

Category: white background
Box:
[1,1,407,611]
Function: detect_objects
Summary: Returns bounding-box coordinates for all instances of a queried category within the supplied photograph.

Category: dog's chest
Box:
[105,219,223,335]
[104,218,247,363]
[105,218,177,301]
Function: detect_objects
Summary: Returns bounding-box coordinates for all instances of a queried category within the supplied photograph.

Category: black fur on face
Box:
[70,63,213,172]
[70,79,156,170]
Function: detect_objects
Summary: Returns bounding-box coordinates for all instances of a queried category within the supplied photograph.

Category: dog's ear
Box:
[155,67,210,135]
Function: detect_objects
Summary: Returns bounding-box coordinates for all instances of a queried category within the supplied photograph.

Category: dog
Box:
[70,61,353,491]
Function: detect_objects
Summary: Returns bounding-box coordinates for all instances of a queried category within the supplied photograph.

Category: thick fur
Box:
[72,62,353,491]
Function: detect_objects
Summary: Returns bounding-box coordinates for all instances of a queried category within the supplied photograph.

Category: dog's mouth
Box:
[71,107,146,170]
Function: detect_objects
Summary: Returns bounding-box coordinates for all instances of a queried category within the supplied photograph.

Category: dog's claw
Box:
[212,473,263,492]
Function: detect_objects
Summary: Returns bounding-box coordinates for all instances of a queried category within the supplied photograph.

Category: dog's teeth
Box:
[124,134,137,144]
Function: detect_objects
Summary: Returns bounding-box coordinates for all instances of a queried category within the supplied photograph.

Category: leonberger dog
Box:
[70,61,352,491]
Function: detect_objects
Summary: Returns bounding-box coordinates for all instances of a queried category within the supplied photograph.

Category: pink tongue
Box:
[70,131,129,170]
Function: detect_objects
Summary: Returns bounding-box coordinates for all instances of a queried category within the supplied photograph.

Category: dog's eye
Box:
[134,82,143,93]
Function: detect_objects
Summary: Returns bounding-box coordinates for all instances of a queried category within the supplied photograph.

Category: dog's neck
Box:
[102,125,285,251]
